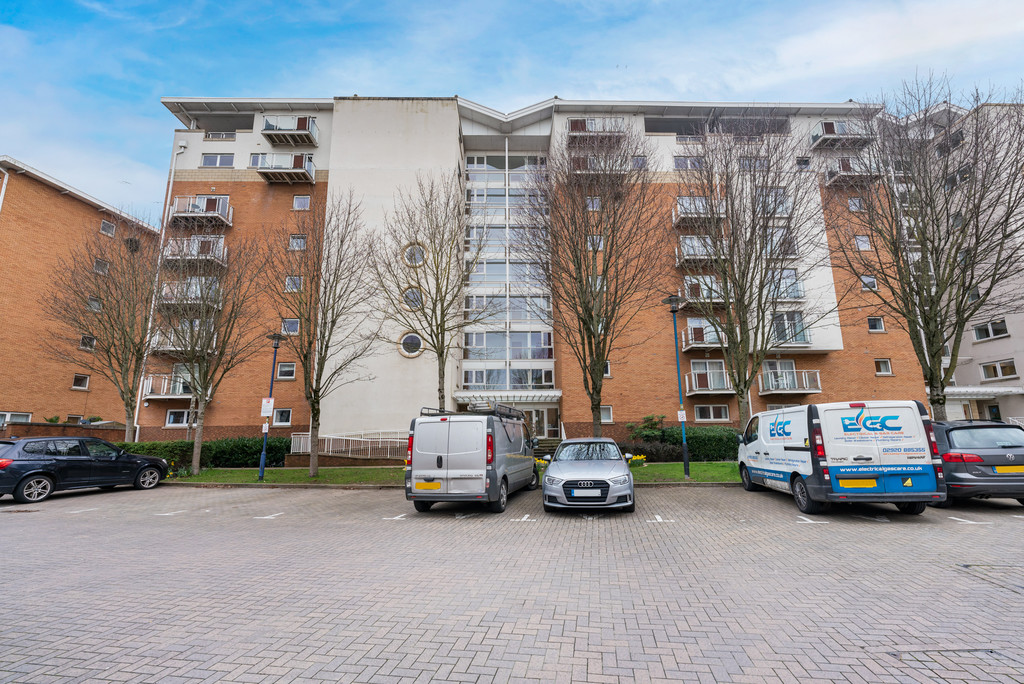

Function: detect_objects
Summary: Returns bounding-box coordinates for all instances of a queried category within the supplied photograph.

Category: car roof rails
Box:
[467,401,526,421]
[419,407,453,417]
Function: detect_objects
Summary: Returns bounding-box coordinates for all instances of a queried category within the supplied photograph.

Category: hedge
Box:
[618,417,740,462]
[117,437,290,469]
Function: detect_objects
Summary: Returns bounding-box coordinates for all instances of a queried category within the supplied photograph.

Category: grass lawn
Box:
[172,461,739,485]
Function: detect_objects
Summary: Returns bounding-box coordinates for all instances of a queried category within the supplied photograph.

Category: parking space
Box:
[3,485,1024,682]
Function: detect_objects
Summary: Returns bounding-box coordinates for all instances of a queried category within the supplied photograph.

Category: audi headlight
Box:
[610,475,630,485]
[544,475,563,486]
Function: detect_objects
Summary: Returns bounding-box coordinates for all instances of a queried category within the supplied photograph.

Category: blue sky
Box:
[3,0,1024,220]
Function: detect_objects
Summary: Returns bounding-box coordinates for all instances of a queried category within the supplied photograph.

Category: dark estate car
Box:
[0,437,168,503]
[931,420,1024,507]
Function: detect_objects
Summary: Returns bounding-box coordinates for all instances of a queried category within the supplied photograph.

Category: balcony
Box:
[682,326,722,350]
[159,281,221,309]
[685,370,733,396]
[673,197,722,224]
[675,235,715,265]
[149,328,216,355]
[169,196,233,228]
[771,326,812,347]
[142,373,194,400]
[250,153,316,184]
[162,237,227,268]
[680,282,725,307]
[810,120,874,151]
[775,281,805,301]
[824,157,882,186]
[758,370,822,395]
[262,116,319,147]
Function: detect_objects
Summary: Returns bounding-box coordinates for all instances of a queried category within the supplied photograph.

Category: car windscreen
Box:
[948,426,1024,449]
[554,443,621,461]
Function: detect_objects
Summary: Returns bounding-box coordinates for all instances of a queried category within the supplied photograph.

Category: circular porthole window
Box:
[402,287,423,310]
[399,332,423,357]
[403,243,426,267]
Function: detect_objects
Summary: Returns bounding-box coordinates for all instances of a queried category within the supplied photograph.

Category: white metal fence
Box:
[1008,417,1024,428]
[290,430,407,459]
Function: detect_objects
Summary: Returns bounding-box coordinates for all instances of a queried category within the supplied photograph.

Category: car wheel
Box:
[543,503,554,513]
[413,500,433,512]
[15,475,54,503]
[929,497,953,509]
[740,465,763,492]
[896,502,927,515]
[134,467,161,490]
[623,501,635,513]
[792,476,827,514]
[488,479,508,513]
[527,468,539,491]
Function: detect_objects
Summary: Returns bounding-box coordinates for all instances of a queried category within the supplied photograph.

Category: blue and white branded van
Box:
[737,401,946,515]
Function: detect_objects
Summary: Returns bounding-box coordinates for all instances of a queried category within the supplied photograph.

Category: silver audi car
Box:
[541,438,635,512]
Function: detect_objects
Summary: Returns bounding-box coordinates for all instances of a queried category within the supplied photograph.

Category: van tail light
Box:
[0,459,12,469]
[486,433,494,465]
[925,423,939,455]
[811,426,826,458]
[942,452,983,463]
[821,466,830,481]
[406,435,413,466]
[936,465,944,480]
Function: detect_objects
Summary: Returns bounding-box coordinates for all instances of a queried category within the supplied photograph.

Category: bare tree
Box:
[674,114,834,427]
[265,192,378,477]
[370,173,493,410]
[827,77,1024,420]
[521,122,668,437]
[42,215,160,441]
[153,227,269,474]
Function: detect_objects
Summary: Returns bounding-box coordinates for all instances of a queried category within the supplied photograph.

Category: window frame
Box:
[93,258,110,275]
[165,409,192,427]
[288,234,307,251]
[200,153,234,168]
[99,219,116,237]
[71,373,90,390]
[874,358,893,376]
[981,359,1018,381]
[79,335,96,351]
[854,235,871,251]
[292,195,311,211]
[276,362,296,380]
[399,332,423,358]
[848,196,865,212]
[695,405,730,422]
[600,405,613,423]
[272,408,292,427]
[867,316,885,332]
[281,318,300,336]
[284,275,303,293]
[973,319,1009,342]
[860,275,878,291]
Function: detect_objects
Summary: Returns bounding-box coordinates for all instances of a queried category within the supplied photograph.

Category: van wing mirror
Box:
[531,437,539,449]
[736,434,744,445]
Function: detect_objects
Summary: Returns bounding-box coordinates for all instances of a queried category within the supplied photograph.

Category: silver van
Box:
[405,403,538,513]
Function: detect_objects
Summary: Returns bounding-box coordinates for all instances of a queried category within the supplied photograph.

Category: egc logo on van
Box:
[768,415,791,439]
[841,408,902,433]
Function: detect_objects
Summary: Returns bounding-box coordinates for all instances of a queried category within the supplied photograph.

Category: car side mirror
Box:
[624,452,633,461]
[543,455,551,462]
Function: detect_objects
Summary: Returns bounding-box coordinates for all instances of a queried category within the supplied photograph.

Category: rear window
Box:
[948,426,1024,449]
[0,443,13,458]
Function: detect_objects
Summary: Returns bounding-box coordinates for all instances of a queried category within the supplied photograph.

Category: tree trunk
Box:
[190,397,206,475]
[735,386,750,431]
[124,405,135,443]
[309,406,320,478]
[929,385,948,421]
[590,402,602,438]
[437,357,446,410]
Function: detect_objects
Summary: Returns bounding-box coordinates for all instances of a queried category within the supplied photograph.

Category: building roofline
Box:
[0,156,157,232]
[161,97,336,127]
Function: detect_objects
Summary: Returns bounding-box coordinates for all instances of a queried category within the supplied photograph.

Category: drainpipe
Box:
[132,140,188,441]
[0,163,10,220]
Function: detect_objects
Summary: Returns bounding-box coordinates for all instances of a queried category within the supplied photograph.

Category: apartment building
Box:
[0,156,153,427]
[153,96,928,442]
[945,310,1024,424]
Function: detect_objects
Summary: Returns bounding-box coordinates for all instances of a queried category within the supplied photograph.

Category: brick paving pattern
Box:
[2,484,1023,682]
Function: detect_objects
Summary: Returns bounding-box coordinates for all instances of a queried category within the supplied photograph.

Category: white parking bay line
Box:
[514,514,535,522]
[68,508,99,514]
[646,515,675,523]
[949,516,993,525]
[383,513,408,520]
[254,512,284,519]
[796,516,829,524]
[154,510,188,516]
[579,513,604,520]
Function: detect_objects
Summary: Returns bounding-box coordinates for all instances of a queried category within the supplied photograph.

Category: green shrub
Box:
[117,437,290,469]
[619,424,739,462]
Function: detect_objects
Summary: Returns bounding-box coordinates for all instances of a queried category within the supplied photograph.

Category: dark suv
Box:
[0,437,168,503]
[931,420,1024,507]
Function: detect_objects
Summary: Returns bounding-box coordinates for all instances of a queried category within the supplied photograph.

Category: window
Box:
[166,410,192,427]
[273,408,292,426]
[284,276,303,293]
[404,243,426,267]
[0,412,31,425]
[973,319,1009,341]
[795,157,811,170]
[289,234,307,251]
[66,415,83,425]
[867,316,885,332]
[600,406,613,423]
[860,275,878,291]
[772,311,809,344]
[509,331,553,360]
[402,287,423,310]
[874,359,893,375]
[604,360,611,377]
[292,195,310,211]
[674,156,703,170]
[739,157,767,171]
[968,287,981,303]
[586,196,601,211]
[87,297,102,312]
[854,235,871,251]
[399,332,423,357]
[848,197,865,212]
[281,318,299,336]
[72,373,90,390]
[587,235,604,251]
[981,359,1018,380]
[690,360,729,390]
[200,153,234,167]
[93,259,109,275]
[757,187,789,215]
[695,405,730,421]
[766,404,798,411]
[79,335,96,351]
[100,220,116,237]
[277,362,296,380]
[632,156,648,169]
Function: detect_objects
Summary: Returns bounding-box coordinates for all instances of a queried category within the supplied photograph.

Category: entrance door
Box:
[988,404,1002,421]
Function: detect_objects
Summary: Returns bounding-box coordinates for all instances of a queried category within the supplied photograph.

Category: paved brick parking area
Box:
[2,484,1024,683]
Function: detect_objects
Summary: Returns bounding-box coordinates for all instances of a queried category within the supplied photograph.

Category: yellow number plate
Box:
[994,465,1024,474]
[415,482,441,490]
[839,478,877,488]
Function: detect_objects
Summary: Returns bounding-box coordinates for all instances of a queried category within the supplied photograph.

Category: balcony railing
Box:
[758,370,822,394]
[169,196,233,227]
[261,115,319,146]
[162,238,227,267]
[150,328,216,354]
[675,236,715,265]
[810,120,874,150]
[142,373,194,399]
[771,326,812,346]
[775,281,805,300]
[824,157,883,186]
[566,117,625,133]
[685,370,733,395]
[250,154,316,184]
[682,326,722,349]
[673,197,722,223]
[160,281,221,308]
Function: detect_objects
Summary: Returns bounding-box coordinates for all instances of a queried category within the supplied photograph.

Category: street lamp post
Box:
[662,295,690,479]
[258,333,286,482]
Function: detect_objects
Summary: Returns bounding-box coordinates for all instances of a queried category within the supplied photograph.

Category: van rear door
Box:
[820,405,885,495]
[446,417,486,495]
[411,419,449,494]
[871,404,935,494]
